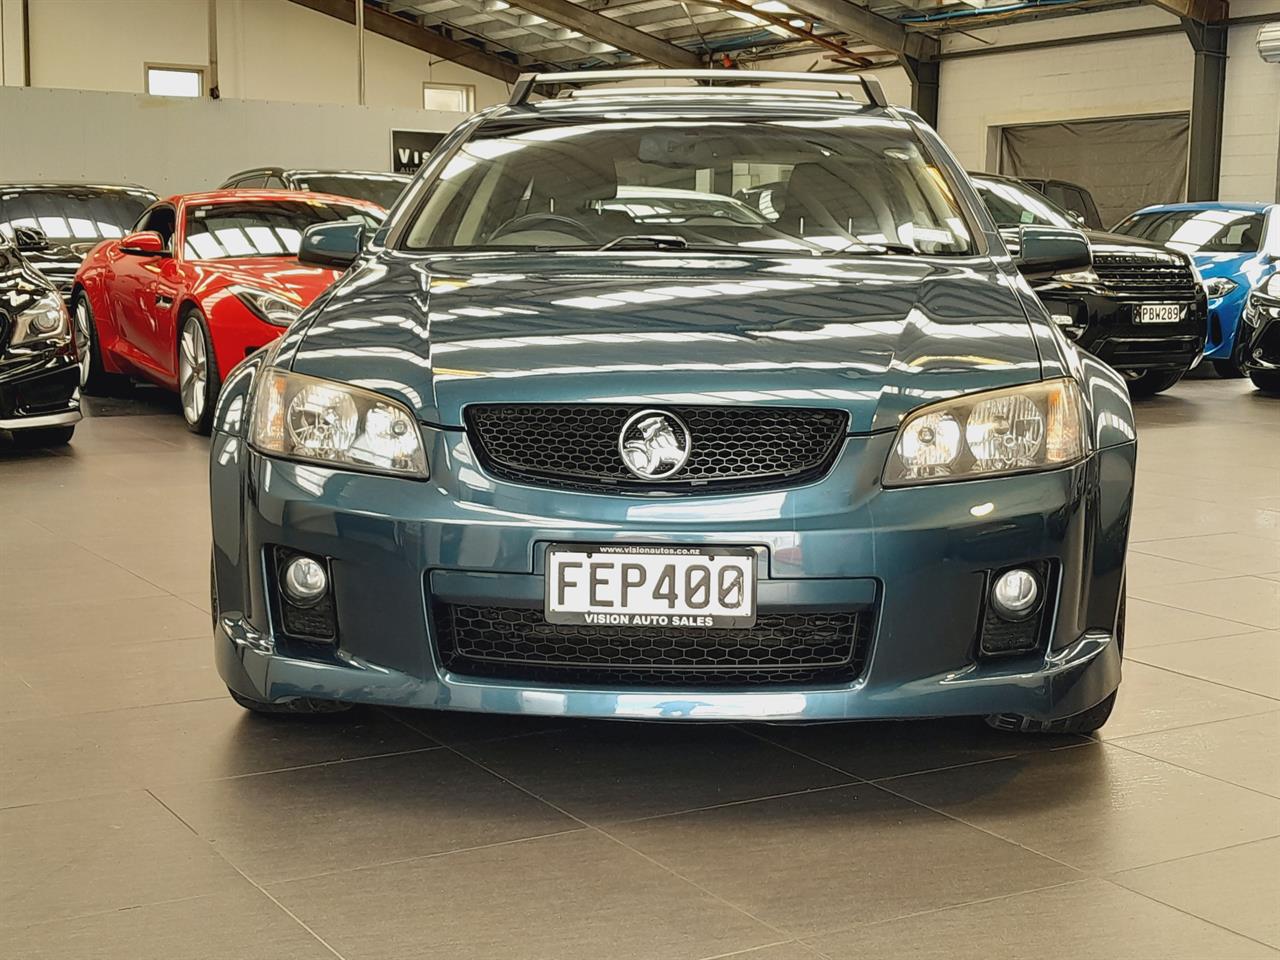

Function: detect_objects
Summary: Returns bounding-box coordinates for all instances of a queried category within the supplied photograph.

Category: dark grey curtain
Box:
[999,114,1190,229]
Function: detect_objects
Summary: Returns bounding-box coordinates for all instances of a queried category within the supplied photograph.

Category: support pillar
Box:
[902,55,939,128]
[1183,18,1227,201]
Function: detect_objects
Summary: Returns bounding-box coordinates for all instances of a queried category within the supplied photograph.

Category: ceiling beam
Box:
[503,0,705,66]
[288,0,525,82]
[1142,0,1227,23]
[783,0,937,60]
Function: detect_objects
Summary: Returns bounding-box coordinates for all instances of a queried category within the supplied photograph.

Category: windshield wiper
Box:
[833,241,919,256]
[597,235,690,251]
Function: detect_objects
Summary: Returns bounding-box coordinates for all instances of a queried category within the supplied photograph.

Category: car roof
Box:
[159,188,386,210]
[286,169,412,181]
[1,182,157,195]
[485,92,903,124]
[1130,201,1272,215]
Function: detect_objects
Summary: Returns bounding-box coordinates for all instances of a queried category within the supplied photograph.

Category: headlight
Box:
[1054,267,1100,286]
[250,368,428,478]
[1202,276,1237,300]
[10,292,70,346]
[229,285,303,327]
[883,379,1088,487]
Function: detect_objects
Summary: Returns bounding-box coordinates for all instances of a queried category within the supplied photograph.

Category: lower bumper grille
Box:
[434,604,871,687]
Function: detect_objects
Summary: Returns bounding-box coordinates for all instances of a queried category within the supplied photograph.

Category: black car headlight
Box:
[883,379,1089,487]
[229,284,303,327]
[249,369,428,478]
[10,292,70,346]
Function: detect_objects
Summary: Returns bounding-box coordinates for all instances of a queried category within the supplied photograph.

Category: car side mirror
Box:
[299,221,364,269]
[120,230,168,257]
[1015,225,1091,279]
[14,225,49,252]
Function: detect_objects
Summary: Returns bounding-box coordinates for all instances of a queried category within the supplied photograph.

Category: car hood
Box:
[190,257,343,305]
[20,239,99,291]
[1189,251,1259,281]
[289,252,1045,433]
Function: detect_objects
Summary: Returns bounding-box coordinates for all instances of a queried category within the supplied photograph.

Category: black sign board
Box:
[391,129,446,175]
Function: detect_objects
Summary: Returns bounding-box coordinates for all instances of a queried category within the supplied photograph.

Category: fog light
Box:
[283,556,328,606]
[991,568,1040,620]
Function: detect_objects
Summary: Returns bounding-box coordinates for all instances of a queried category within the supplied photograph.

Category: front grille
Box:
[1093,252,1198,299]
[464,404,848,494]
[434,603,870,686]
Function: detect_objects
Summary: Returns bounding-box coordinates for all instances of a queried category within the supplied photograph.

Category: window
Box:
[0,188,156,241]
[403,116,976,256]
[137,205,177,251]
[423,82,474,113]
[181,200,383,261]
[146,65,203,98]
[1113,209,1265,254]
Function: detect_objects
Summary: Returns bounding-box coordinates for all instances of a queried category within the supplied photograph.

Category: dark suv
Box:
[971,173,1205,397]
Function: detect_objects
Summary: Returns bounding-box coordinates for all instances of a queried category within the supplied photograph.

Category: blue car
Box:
[1112,202,1279,377]
[209,70,1133,735]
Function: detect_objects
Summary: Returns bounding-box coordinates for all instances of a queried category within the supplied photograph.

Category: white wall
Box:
[2,0,513,108]
[0,85,462,192]
[936,3,1280,202]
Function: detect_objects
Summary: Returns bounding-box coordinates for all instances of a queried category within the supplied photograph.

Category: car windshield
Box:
[182,200,382,260]
[291,174,407,209]
[1112,209,1265,254]
[970,177,1076,230]
[402,116,976,256]
[0,187,157,242]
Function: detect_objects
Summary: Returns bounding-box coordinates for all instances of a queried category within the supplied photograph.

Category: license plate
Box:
[545,544,757,628]
[1136,303,1183,324]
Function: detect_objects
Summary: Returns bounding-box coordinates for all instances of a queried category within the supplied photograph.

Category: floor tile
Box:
[606,784,1077,937]
[1101,661,1277,740]
[0,791,242,927]
[270,831,777,960]
[0,546,165,609]
[0,594,212,656]
[1133,533,1280,577]
[385,707,571,745]
[1110,712,1280,797]
[1123,596,1259,649]
[77,534,212,597]
[0,886,336,960]
[1112,838,1280,949]
[700,944,826,960]
[808,879,1278,960]
[884,742,1280,874]
[1133,576,1280,630]
[156,749,580,882]
[0,697,435,808]
[457,721,853,824]
[743,717,1084,781]
[1124,552,1235,592]
[1130,629,1280,699]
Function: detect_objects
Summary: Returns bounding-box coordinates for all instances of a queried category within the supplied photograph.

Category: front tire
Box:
[1126,369,1183,398]
[75,292,127,395]
[177,309,220,435]
[1212,357,1245,379]
[1249,370,1280,394]
[228,687,353,716]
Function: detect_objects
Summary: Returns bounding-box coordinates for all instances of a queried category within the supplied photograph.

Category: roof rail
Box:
[507,69,888,110]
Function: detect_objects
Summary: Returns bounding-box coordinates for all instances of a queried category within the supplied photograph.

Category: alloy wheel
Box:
[74,300,92,387]
[179,319,208,426]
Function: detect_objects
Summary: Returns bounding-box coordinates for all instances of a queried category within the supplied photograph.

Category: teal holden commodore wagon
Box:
[209,70,1134,735]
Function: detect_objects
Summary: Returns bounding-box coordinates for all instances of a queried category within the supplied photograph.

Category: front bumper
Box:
[1241,301,1280,373]
[1038,290,1205,373]
[211,430,1134,722]
[0,346,81,431]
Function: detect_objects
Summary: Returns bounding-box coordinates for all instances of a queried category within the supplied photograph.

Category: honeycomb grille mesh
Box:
[1093,253,1198,299]
[463,404,848,494]
[435,604,869,687]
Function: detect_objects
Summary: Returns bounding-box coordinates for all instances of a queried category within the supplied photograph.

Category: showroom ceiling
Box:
[369,0,1163,70]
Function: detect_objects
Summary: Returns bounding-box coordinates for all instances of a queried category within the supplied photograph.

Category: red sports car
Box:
[73,189,384,432]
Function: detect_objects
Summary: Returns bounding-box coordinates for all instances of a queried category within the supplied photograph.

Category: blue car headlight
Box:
[1201,276,1238,300]
[249,368,428,478]
[883,378,1089,487]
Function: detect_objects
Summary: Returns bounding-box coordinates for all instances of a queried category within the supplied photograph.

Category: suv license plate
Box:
[1136,303,1183,324]
[545,544,757,628]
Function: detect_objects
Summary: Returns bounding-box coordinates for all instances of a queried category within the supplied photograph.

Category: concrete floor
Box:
[1,378,1278,960]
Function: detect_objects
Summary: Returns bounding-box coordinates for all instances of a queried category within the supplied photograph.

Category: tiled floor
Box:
[2,378,1278,960]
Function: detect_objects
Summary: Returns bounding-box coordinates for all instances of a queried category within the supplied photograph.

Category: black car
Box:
[1242,273,1280,394]
[971,173,1206,397]
[0,229,81,446]
[1018,177,1104,230]
[0,183,159,299]
[219,168,410,209]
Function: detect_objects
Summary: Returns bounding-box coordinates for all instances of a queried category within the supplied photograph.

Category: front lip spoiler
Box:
[0,409,82,430]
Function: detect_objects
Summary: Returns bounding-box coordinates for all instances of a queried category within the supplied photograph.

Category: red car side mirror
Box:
[120,230,168,257]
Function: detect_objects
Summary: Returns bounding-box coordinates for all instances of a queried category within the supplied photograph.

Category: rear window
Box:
[0,187,157,241]
[182,200,382,260]
[291,174,407,210]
